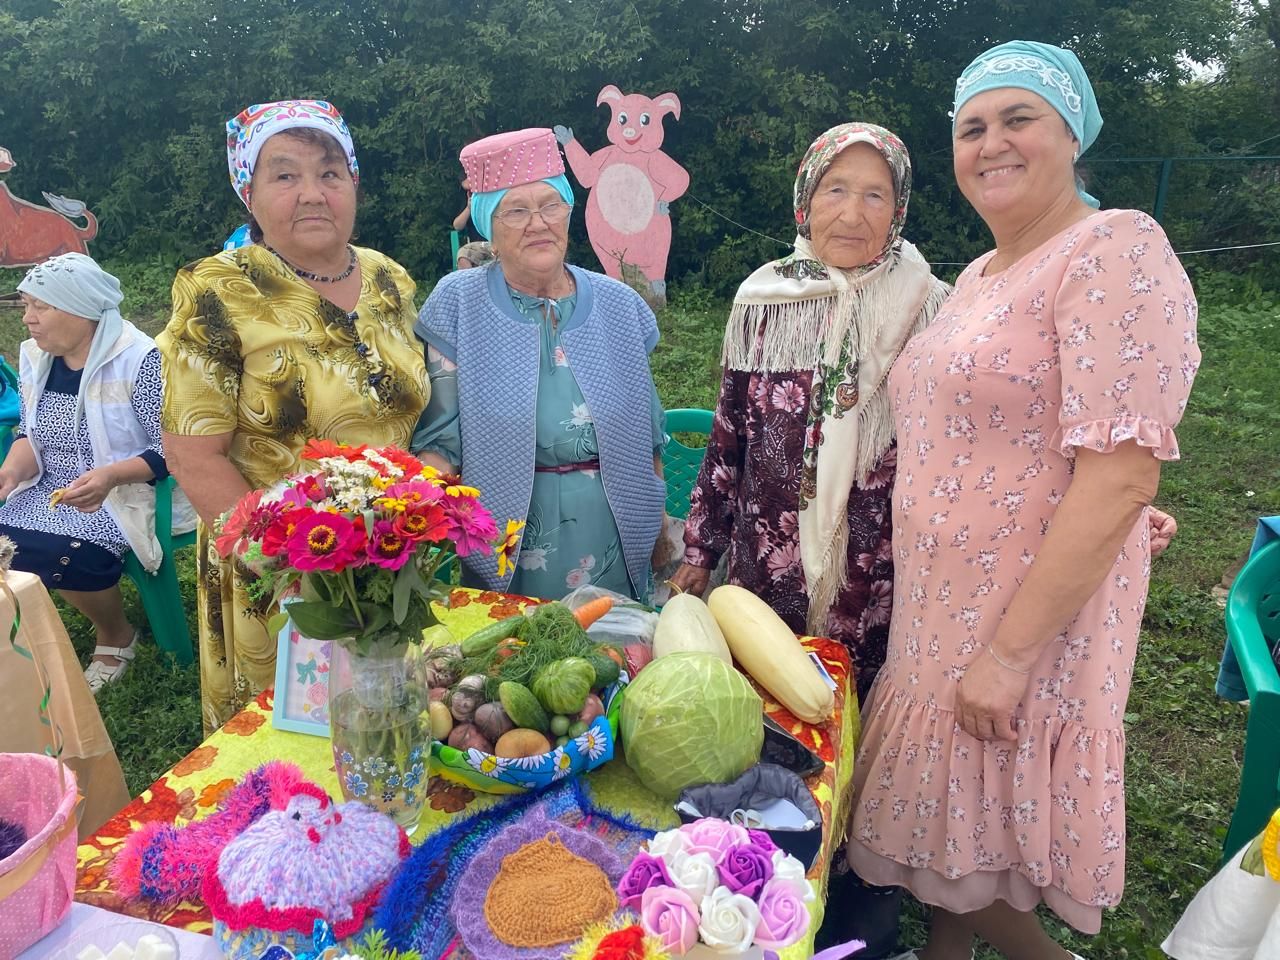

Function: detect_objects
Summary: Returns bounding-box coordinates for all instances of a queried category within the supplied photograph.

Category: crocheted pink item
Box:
[460,128,564,193]
[110,760,307,904]
[203,783,409,940]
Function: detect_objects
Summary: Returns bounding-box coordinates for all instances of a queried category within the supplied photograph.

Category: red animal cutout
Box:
[556,85,689,305]
[0,146,98,267]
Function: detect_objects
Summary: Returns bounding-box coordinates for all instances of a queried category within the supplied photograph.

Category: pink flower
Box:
[617,851,674,911]
[283,510,366,571]
[442,494,499,556]
[679,817,750,862]
[753,877,812,950]
[766,541,801,577]
[639,885,700,955]
[717,844,774,899]
[385,479,444,506]
[746,830,779,856]
[367,519,414,570]
[864,579,893,627]
[770,380,805,413]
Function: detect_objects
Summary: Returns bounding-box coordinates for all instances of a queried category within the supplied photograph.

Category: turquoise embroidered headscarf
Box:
[953,40,1103,208]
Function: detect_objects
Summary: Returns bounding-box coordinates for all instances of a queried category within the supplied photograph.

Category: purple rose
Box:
[717,843,774,899]
[640,884,701,955]
[747,829,780,855]
[617,851,674,910]
[754,877,811,950]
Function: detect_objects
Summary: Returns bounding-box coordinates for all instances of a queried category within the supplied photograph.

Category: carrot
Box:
[573,596,614,629]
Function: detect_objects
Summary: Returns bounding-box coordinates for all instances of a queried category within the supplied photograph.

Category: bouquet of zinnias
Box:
[616,818,815,957]
[215,439,521,652]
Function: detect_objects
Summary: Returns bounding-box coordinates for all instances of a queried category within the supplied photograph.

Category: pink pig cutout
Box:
[555,84,689,304]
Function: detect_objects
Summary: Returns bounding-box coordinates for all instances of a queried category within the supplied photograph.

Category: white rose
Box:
[770,850,816,902]
[666,850,720,902]
[699,885,761,953]
[648,827,689,860]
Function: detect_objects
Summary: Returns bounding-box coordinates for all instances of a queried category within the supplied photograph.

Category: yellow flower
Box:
[373,495,409,514]
[371,475,394,491]
[1263,809,1280,880]
[446,483,481,498]
[420,464,440,480]
[496,520,525,578]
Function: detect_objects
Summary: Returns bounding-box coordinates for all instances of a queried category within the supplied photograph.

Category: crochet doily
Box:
[484,832,617,947]
[451,805,627,960]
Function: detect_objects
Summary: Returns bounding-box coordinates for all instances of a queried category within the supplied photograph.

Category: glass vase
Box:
[329,635,434,834]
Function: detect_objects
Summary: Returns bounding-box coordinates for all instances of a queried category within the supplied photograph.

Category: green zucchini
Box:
[459,615,524,658]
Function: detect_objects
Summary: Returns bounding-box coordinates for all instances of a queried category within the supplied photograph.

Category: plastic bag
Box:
[561,584,657,677]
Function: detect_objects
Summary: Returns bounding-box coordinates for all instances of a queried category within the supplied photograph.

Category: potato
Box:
[577,693,605,725]
[447,723,493,753]
[494,728,552,758]
[428,701,454,740]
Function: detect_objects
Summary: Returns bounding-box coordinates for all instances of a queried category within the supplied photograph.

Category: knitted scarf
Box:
[721,123,948,634]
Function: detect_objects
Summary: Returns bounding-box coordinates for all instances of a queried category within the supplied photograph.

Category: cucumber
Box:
[586,649,621,688]
[498,681,549,733]
[460,616,524,658]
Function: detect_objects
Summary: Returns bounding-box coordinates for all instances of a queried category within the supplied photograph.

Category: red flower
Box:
[298,474,328,502]
[301,438,366,461]
[214,489,263,558]
[393,501,450,543]
[377,444,426,477]
[260,507,306,558]
[594,925,647,960]
[284,510,366,572]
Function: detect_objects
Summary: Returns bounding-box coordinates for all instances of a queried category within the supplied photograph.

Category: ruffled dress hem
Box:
[846,839,1103,934]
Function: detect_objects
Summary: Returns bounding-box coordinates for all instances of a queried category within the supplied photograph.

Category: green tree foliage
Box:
[0,0,1255,295]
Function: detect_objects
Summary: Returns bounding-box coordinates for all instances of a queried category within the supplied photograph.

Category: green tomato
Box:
[549,714,571,737]
[568,719,589,738]
[555,735,570,748]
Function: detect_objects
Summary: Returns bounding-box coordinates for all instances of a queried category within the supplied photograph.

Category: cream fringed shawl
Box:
[722,237,951,634]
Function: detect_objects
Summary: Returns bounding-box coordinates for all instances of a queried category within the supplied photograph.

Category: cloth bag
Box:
[0,752,80,957]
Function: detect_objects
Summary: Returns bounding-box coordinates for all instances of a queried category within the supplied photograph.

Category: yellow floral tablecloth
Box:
[76,589,859,958]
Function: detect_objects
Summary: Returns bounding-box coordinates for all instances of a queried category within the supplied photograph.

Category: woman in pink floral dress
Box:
[845,42,1201,960]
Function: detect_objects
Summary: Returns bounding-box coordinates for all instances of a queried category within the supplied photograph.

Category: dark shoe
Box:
[815,870,905,959]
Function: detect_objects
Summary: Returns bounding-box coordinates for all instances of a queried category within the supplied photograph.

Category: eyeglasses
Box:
[494,200,573,229]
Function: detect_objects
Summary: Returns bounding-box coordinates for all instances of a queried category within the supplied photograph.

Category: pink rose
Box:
[753,877,811,951]
[617,851,674,911]
[717,844,774,899]
[679,817,749,862]
[640,885,701,955]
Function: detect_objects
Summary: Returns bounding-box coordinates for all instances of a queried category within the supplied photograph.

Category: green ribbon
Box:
[2,576,64,761]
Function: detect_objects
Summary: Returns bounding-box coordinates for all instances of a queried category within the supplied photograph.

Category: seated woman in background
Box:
[413,127,666,601]
[0,253,187,691]
[455,240,494,269]
[160,99,427,732]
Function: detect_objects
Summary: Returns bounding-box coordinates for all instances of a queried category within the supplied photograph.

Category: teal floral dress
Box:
[414,287,665,600]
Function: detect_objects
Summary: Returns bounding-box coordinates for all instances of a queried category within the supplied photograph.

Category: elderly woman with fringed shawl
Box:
[673,123,950,702]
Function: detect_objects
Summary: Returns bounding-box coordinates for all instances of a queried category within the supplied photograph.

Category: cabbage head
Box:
[620,652,763,798]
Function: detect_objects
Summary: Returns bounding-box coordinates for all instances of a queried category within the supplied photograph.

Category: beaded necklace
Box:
[267,243,357,282]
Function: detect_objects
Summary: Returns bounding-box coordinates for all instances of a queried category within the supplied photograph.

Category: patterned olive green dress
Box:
[158,244,428,733]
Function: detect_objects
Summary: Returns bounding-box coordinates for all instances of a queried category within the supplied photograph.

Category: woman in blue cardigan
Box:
[412,128,666,601]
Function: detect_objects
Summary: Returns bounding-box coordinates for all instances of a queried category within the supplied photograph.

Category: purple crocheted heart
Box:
[450,804,626,960]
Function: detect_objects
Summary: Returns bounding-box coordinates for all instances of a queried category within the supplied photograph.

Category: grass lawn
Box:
[1,267,1277,956]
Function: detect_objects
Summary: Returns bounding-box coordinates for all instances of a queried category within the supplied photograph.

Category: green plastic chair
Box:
[1222,538,1280,863]
[661,408,714,519]
[0,357,19,461]
[121,476,197,665]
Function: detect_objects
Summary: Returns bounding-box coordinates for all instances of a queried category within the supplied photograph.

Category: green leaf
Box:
[286,599,362,640]
[392,562,413,623]
[266,610,290,635]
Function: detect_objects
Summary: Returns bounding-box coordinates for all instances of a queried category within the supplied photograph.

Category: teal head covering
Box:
[953,40,1103,208]
[469,174,574,241]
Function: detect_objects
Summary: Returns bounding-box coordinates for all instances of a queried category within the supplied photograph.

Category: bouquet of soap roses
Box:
[615,818,815,957]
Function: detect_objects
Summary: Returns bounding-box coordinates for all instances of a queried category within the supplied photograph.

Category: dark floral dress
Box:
[682,366,895,703]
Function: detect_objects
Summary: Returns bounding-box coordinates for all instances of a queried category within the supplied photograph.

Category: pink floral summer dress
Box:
[846,209,1200,932]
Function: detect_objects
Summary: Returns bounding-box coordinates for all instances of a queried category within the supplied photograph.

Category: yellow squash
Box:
[654,589,732,663]
[706,584,834,724]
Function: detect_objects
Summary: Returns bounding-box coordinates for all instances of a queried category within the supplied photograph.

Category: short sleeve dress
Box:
[846,209,1200,932]
[157,244,428,733]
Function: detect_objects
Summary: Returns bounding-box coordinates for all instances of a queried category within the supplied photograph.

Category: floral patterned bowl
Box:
[430,678,625,794]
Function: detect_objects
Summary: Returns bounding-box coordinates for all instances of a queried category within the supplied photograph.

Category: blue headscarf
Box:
[469,173,575,241]
[953,40,1103,208]
[17,252,126,427]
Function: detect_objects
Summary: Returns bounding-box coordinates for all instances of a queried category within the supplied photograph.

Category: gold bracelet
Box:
[987,645,1032,674]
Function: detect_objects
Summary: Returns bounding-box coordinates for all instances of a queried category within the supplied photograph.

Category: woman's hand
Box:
[954,648,1027,741]
[669,562,712,597]
[1149,507,1177,558]
[59,466,117,513]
